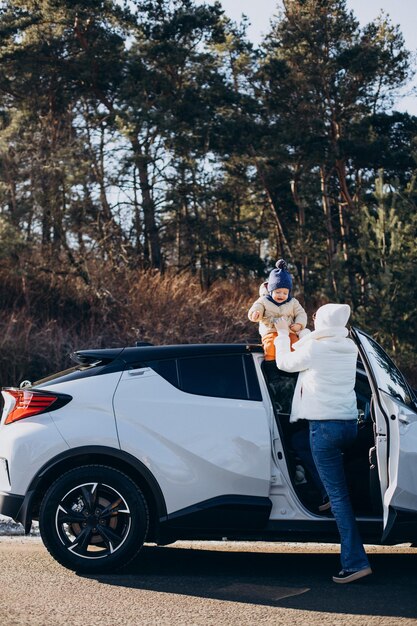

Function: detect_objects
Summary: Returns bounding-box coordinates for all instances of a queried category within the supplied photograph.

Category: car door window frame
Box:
[144,353,262,402]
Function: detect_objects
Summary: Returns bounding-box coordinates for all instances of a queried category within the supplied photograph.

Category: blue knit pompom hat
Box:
[267,259,293,293]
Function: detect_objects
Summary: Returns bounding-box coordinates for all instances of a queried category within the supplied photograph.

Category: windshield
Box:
[356,331,415,409]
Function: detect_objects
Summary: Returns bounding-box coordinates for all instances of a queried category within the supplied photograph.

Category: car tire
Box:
[39,465,149,574]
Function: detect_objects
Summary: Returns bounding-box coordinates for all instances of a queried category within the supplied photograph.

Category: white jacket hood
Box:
[295,303,351,347]
[314,303,351,332]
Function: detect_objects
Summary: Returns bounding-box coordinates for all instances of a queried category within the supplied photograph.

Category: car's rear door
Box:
[114,352,272,526]
[351,327,417,541]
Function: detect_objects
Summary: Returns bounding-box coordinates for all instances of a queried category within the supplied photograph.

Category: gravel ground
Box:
[1,536,416,626]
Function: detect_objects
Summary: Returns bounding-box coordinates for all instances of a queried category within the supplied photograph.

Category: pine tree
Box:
[257,0,411,302]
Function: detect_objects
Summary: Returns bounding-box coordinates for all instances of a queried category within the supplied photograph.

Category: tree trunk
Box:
[130,136,162,270]
[319,166,338,298]
[250,148,294,262]
[290,175,308,293]
[132,167,144,262]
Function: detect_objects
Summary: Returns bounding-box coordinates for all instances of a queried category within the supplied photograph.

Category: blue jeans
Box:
[309,420,370,572]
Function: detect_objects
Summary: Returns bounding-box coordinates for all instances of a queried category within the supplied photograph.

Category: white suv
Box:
[1,329,416,573]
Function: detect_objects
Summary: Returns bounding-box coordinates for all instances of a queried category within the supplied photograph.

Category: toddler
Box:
[248,259,308,360]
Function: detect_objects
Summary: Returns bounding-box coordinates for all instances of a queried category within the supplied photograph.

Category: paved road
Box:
[1,537,417,625]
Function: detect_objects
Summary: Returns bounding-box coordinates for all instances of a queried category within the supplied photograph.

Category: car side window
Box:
[177,354,255,401]
[355,371,372,420]
[243,354,262,401]
[147,359,178,387]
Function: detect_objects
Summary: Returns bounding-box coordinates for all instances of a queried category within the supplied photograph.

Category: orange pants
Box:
[262,331,299,361]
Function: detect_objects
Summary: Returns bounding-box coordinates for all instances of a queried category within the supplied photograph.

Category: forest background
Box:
[0,0,416,386]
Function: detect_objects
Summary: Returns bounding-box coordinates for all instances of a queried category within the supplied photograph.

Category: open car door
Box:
[351,328,417,543]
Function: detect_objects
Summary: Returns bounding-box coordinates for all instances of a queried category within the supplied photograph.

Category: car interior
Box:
[261,358,383,518]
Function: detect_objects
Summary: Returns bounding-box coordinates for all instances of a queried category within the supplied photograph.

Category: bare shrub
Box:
[0,260,260,386]
[2,258,415,388]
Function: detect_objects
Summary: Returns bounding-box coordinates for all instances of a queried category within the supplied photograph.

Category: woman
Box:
[274,303,372,584]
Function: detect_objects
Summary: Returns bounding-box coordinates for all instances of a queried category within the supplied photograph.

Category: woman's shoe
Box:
[332,567,372,584]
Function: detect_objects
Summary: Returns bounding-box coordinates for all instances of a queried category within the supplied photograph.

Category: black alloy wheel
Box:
[39,465,149,573]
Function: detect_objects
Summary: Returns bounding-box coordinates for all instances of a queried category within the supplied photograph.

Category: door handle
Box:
[128,368,149,376]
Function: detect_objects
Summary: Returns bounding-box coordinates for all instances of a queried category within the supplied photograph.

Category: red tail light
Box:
[3,390,59,424]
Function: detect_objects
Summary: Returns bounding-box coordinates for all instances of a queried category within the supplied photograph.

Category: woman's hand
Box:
[274,319,290,333]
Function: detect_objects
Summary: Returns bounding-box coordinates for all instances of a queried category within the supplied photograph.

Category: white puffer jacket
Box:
[274,303,358,422]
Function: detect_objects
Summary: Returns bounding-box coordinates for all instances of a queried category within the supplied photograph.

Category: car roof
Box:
[72,343,263,366]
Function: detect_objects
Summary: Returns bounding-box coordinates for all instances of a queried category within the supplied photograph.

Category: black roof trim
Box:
[70,348,125,365]
[72,343,263,366]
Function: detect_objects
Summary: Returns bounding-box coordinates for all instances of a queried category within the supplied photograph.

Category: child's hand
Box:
[250,311,261,322]
[290,323,302,333]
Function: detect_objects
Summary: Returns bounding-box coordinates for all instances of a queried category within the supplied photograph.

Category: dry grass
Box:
[1,259,415,388]
[0,261,260,386]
